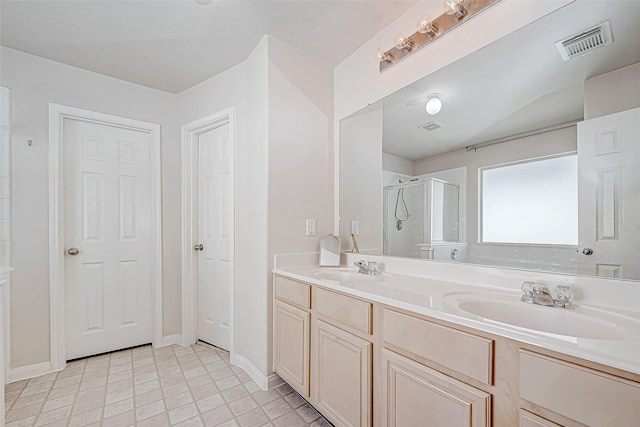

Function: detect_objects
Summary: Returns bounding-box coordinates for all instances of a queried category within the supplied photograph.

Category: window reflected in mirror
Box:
[481,154,578,246]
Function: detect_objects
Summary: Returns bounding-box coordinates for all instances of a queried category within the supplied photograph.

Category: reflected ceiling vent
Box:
[555,21,613,61]
[420,121,442,131]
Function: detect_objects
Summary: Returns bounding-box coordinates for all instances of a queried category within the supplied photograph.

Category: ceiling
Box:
[381,0,640,161]
[0,0,418,94]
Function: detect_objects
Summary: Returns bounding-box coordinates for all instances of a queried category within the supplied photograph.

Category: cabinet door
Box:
[313,319,372,427]
[382,348,491,427]
[519,410,562,427]
[274,300,310,397]
[519,350,640,426]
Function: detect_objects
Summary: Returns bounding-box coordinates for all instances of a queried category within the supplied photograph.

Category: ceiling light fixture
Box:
[378,0,499,72]
[425,94,442,115]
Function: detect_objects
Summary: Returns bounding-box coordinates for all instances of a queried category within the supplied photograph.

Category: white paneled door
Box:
[197,124,231,350]
[577,107,640,280]
[64,119,152,360]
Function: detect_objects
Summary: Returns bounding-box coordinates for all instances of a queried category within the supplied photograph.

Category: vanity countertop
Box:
[273,254,640,376]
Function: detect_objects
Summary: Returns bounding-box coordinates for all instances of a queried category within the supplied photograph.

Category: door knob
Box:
[67,247,80,256]
[581,248,594,256]
[194,244,204,251]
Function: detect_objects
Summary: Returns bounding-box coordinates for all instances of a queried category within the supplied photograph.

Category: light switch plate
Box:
[306,219,316,236]
[351,220,359,235]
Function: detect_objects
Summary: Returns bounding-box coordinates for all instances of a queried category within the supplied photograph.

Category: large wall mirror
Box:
[339,0,640,281]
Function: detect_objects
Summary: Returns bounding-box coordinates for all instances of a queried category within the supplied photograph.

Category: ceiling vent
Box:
[420,121,442,132]
[555,21,613,61]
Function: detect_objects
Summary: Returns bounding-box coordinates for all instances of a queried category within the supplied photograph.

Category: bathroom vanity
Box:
[272,254,640,427]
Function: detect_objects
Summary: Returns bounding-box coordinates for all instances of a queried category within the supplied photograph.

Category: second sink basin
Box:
[443,291,640,341]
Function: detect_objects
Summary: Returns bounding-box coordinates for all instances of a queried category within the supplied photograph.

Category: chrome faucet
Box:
[521,281,573,309]
[354,260,379,275]
[532,285,555,307]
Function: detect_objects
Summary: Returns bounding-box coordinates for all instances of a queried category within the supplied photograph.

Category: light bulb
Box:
[426,94,442,115]
[444,0,466,19]
[394,34,413,51]
[377,48,393,64]
[417,15,437,36]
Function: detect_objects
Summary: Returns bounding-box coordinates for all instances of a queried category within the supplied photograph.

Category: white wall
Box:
[382,153,415,176]
[267,36,334,260]
[585,62,640,120]
[0,47,181,368]
[267,37,334,372]
[339,104,383,252]
[238,39,270,377]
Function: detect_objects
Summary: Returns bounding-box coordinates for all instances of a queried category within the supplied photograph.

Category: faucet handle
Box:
[521,281,535,303]
[367,261,378,274]
[555,285,573,301]
[532,284,551,294]
[521,281,535,297]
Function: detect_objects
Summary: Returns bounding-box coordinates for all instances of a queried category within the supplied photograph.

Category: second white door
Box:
[197,124,231,350]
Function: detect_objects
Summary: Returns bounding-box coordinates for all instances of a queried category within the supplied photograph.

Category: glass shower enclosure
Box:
[383,178,460,258]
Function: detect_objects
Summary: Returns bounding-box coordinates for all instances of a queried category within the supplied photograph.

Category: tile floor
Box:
[4,343,333,427]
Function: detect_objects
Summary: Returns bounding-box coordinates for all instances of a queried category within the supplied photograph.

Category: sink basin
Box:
[312,267,384,283]
[443,292,640,341]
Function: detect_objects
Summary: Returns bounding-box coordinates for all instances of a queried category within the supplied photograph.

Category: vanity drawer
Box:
[275,276,311,310]
[519,410,561,427]
[519,350,640,426]
[314,288,372,335]
[382,309,493,385]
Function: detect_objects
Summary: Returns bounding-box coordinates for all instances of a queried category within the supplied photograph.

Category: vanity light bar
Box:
[379,0,501,72]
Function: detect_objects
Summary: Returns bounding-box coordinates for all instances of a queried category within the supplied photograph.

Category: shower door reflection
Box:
[383,179,461,259]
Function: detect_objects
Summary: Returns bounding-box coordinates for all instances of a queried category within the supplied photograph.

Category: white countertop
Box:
[273,253,640,375]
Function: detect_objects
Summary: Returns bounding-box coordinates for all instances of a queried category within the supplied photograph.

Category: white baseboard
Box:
[8,361,58,383]
[231,353,283,391]
[159,334,182,347]
[267,372,284,390]
[180,335,197,347]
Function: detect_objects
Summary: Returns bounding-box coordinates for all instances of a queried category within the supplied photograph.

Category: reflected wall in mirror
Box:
[339,0,640,280]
